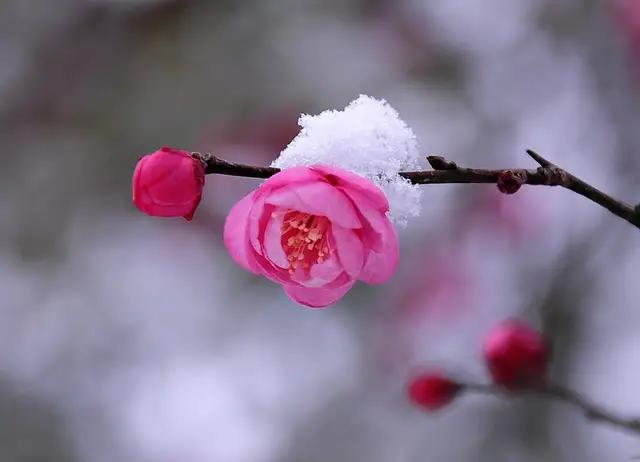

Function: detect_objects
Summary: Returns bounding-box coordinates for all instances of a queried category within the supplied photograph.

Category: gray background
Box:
[1,0,640,461]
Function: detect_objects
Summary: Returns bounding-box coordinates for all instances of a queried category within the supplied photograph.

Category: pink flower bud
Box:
[483,319,549,389]
[407,372,460,411]
[132,147,205,221]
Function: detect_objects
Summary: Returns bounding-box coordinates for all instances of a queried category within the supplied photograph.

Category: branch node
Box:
[191,151,213,165]
[537,165,570,186]
[497,170,525,194]
[427,155,458,170]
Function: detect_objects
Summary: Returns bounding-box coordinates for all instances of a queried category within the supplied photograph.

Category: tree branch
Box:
[461,380,640,435]
[196,149,640,230]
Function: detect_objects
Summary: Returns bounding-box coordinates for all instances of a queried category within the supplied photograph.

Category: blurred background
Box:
[2,0,640,460]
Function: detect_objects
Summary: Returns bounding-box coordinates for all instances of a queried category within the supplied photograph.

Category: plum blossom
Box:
[224,165,399,307]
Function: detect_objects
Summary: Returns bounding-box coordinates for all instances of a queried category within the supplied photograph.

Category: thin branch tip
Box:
[526,149,554,168]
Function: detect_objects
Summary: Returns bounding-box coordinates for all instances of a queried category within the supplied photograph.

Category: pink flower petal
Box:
[250,251,293,284]
[224,192,261,274]
[263,212,289,268]
[323,270,353,289]
[309,256,343,283]
[292,264,350,289]
[311,164,389,211]
[283,280,356,308]
[260,166,324,192]
[248,194,270,254]
[146,162,197,204]
[340,188,386,252]
[359,217,399,284]
[244,197,293,282]
[291,257,344,288]
[288,266,310,284]
[331,224,365,277]
[265,181,361,229]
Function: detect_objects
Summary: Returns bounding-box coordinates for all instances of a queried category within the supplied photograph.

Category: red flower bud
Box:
[408,372,461,411]
[497,170,524,194]
[132,147,205,221]
[483,319,549,389]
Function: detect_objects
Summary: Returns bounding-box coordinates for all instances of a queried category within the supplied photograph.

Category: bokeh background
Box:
[2,0,640,460]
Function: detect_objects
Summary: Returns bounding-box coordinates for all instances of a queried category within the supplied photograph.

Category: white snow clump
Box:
[271,95,423,226]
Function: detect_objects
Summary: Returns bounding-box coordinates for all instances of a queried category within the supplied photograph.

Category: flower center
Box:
[280,211,331,274]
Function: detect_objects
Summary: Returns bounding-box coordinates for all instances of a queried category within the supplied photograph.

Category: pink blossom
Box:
[224,165,399,307]
[132,147,205,221]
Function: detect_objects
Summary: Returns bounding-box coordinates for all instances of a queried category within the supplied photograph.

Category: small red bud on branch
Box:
[408,372,461,411]
[496,170,525,195]
[482,319,549,389]
[408,319,640,436]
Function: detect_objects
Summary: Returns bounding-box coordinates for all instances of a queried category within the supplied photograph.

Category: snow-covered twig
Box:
[461,380,640,435]
[198,149,640,230]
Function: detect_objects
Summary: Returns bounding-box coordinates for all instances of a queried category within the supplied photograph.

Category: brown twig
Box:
[197,150,640,230]
[461,381,640,435]
[196,153,280,179]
